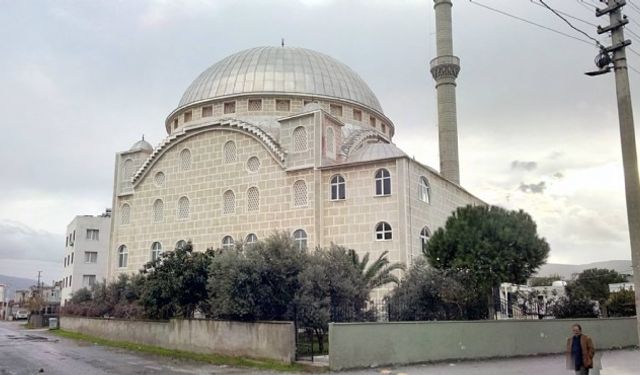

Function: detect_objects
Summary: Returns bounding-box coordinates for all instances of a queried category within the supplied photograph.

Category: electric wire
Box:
[629,0,640,14]
[577,0,599,10]
[529,0,599,27]
[538,0,605,48]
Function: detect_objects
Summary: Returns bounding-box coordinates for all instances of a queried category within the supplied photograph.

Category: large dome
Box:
[178,46,383,113]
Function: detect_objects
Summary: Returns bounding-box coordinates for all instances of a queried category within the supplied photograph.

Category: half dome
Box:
[178,46,383,113]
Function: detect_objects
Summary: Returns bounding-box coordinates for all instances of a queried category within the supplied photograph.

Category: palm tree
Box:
[348,249,405,292]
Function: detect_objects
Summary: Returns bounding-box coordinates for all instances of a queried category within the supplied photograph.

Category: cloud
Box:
[0,220,63,263]
[511,160,537,171]
[553,172,564,179]
[518,181,546,194]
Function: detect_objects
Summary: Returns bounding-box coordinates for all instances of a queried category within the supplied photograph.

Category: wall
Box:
[61,317,295,363]
[329,318,638,370]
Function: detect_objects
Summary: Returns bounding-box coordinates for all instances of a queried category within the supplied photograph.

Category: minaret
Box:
[430,0,461,184]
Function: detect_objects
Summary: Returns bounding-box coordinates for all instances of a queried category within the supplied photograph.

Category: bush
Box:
[550,296,598,319]
[607,289,636,317]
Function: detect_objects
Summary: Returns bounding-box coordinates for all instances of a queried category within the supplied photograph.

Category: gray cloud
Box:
[0,221,63,263]
[511,160,537,171]
[518,181,546,194]
[553,172,564,179]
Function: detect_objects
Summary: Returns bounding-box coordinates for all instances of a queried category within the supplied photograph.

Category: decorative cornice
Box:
[430,55,460,81]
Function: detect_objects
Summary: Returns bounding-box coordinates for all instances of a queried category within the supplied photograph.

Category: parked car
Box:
[14,309,29,320]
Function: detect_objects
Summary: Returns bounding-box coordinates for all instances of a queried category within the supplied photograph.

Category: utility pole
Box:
[592,0,640,341]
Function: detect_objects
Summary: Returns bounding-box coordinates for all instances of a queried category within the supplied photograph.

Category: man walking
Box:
[566,323,595,374]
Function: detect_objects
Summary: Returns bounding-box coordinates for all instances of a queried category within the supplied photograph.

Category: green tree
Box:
[550,296,598,319]
[567,268,626,307]
[528,274,562,287]
[140,241,214,319]
[606,289,637,317]
[425,205,550,318]
[348,249,405,292]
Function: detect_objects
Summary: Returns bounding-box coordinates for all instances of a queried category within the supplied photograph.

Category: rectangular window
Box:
[276,99,290,111]
[173,118,178,130]
[353,109,362,121]
[248,99,262,111]
[69,275,72,287]
[184,111,192,122]
[71,252,74,264]
[82,275,96,287]
[84,251,98,263]
[370,116,376,128]
[202,105,213,117]
[304,100,312,106]
[64,257,67,267]
[86,229,99,240]
[381,123,387,134]
[224,101,236,114]
[73,230,75,241]
[330,104,342,117]
[65,236,68,247]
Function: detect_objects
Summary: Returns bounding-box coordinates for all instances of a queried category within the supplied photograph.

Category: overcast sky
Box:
[0,0,638,281]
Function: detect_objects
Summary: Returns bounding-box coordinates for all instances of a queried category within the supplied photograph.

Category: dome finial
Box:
[142,134,145,141]
[281,38,285,47]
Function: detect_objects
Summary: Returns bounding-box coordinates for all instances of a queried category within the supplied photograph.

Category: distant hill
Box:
[535,260,633,280]
[0,275,37,301]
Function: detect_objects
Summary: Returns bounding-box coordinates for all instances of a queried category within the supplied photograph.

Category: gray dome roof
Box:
[178,47,383,113]
[130,138,153,152]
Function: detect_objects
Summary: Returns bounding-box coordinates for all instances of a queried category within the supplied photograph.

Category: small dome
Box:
[178,46,383,113]
[130,138,153,152]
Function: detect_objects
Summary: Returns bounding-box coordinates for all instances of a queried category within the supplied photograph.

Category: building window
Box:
[353,109,362,121]
[381,123,387,134]
[375,169,391,196]
[153,199,164,222]
[276,99,290,111]
[245,233,258,245]
[370,116,376,128]
[122,159,133,180]
[180,149,192,171]
[118,245,128,268]
[151,242,163,261]
[64,257,67,267]
[330,104,342,117]
[66,236,68,247]
[248,99,262,111]
[82,275,96,287]
[326,127,335,154]
[375,222,392,241]
[71,252,74,263]
[224,101,236,114]
[224,141,237,163]
[293,126,307,152]
[293,180,308,207]
[120,204,131,225]
[173,118,178,130]
[177,196,190,219]
[84,251,97,263]
[184,111,192,122]
[176,240,187,250]
[330,175,346,200]
[419,177,431,204]
[69,275,72,287]
[247,187,259,211]
[154,171,166,187]
[246,156,260,173]
[420,226,431,250]
[293,229,308,250]
[202,105,213,117]
[223,190,236,214]
[86,229,99,241]
[222,235,234,250]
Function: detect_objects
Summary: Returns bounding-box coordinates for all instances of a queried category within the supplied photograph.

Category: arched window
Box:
[154,171,166,187]
[419,177,431,203]
[247,187,259,211]
[375,168,391,196]
[177,196,190,219]
[330,175,346,200]
[326,127,335,154]
[293,126,307,152]
[245,233,258,245]
[176,240,187,250]
[293,229,308,250]
[120,204,131,225]
[118,245,128,268]
[375,222,392,241]
[293,180,307,207]
[223,190,235,214]
[224,141,237,163]
[153,199,164,223]
[180,149,192,171]
[246,156,260,173]
[420,226,431,250]
[151,242,163,261]
[122,159,133,179]
[222,235,234,250]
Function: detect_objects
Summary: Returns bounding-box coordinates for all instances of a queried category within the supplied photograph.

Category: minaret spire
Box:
[431,0,461,184]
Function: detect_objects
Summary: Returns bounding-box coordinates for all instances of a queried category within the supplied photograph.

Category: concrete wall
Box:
[61,317,295,363]
[329,318,638,370]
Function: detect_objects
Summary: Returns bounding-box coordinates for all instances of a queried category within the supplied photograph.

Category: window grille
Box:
[293,229,308,250]
[245,233,258,245]
[177,196,190,219]
[375,222,392,240]
[293,180,307,207]
[202,106,213,117]
[223,190,235,214]
[224,101,236,114]
[419,177,431,203]
[276,99,290,111]
[375,169,391,196]
[293,126,307,152]
[330,175,346,200]
[120,204,131,225]
[247,156,260,172]
[248,99,262,111]
[118,245,128,268]
[247,187,259,211]
[153,199,164,222]
[224,141,237,163]
[151,242,163,261]
[180,149,192,170]
[222,235,234,250]
[420,226,431,250]
[154,172,166,187]
[353,109,362,121]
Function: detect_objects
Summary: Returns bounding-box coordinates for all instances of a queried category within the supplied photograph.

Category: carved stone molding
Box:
[430,63,460,81]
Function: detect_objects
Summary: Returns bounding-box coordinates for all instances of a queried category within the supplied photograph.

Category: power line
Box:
[538,0,605,48]
[576,0,599,10]
[629,0,640,14]
[468,0,597,47]
[529,0,599,27]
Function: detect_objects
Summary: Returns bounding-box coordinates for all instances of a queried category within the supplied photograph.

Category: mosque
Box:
[106,0,482,284]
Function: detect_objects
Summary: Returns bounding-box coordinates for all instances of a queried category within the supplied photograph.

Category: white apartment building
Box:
[61,209,111,305]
